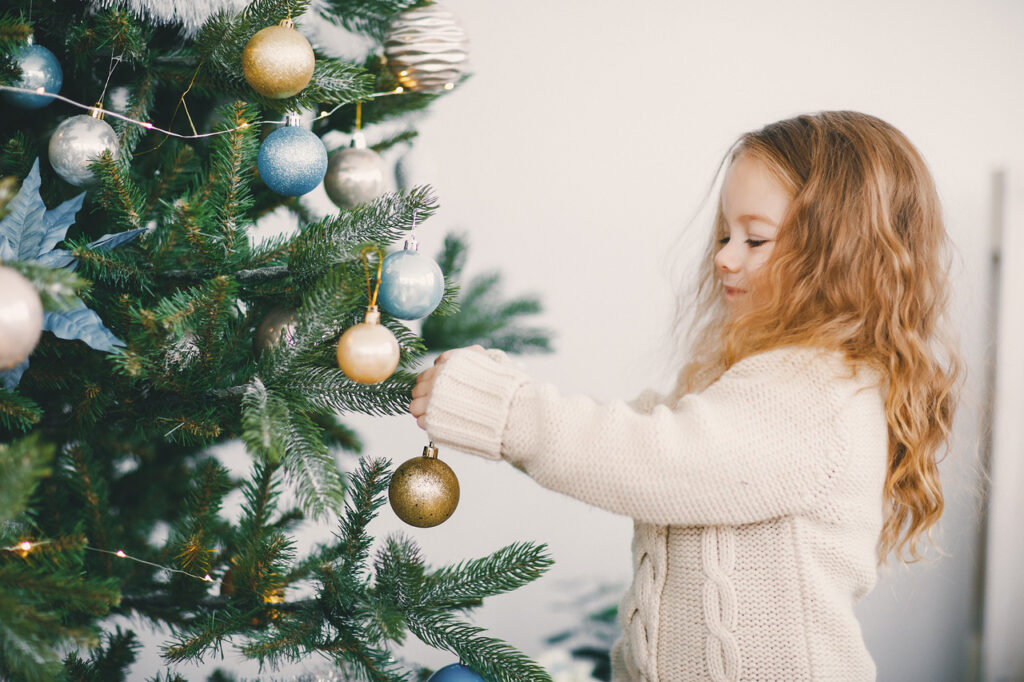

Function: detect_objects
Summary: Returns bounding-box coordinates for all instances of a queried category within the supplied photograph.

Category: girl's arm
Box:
[424,346,878,527]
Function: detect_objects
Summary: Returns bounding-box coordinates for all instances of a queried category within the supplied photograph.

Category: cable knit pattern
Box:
[702,526,739,682]
[424,346,888,681]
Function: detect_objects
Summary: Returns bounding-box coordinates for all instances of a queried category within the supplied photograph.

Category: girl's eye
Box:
[746,239,767,247]
[718,237,730,245]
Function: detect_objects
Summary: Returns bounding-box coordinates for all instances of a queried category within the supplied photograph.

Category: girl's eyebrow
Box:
[737,213,778,226]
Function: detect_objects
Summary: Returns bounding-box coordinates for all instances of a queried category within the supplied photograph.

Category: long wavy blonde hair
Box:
[675,111,963,564]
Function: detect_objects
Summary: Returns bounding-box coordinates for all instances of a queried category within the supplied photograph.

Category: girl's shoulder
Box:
[670,345,883,404]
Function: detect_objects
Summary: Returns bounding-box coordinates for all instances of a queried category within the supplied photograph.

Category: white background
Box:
[128,0,1024,680]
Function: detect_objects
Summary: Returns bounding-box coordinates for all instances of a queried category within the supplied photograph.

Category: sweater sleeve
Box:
[424,346,867,526]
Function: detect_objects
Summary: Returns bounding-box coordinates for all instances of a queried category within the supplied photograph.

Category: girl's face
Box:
[714,153,791,310]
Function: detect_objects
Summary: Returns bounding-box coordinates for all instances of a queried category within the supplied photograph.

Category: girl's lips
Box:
[724,286,746,296]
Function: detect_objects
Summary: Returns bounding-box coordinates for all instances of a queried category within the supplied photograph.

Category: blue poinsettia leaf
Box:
[36,249,75,268]
[43,304,125,353]
[0,235,14,261]
[1,360,29,391]
[87,227,146,252]
[41,192,87,254]
[0,159,86,260]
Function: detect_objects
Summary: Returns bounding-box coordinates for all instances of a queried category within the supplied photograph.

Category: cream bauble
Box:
[0,266,44,369]
[336,306,400,384]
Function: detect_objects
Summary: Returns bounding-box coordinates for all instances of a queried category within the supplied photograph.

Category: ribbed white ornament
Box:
[383,4,469,93]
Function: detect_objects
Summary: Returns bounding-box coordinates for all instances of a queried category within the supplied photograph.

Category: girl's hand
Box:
[410,345,487,430]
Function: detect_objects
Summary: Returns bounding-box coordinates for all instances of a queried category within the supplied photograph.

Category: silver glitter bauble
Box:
[383,4,469,93]
[254,307,298,355]
[48,113,120,187]
[0,266,44,370]
[324,134,387,209]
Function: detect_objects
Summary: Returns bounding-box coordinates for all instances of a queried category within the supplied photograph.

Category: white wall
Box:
[132,1,1024,679]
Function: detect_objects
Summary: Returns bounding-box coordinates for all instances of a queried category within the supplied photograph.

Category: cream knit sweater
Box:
[423,345,888,682]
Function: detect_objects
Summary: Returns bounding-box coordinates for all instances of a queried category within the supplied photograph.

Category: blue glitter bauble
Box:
[378,248,444,320]
[4,43,62,109]
[257,125,327,196]
[426,663,486,682]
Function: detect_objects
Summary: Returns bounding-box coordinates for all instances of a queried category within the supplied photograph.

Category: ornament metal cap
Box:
[26,33,34,45]
[422,442,438,458]
[279,17,295,29]
[350,131,368,149]
[284,112,302,127]
[89,103,105,120]
[364,305,381,324]
[403,234,420,251]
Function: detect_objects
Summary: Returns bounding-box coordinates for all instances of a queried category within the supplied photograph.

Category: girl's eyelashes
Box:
[717,236,770,247]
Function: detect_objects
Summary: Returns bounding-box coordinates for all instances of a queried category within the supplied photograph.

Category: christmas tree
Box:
[0,1,554,680]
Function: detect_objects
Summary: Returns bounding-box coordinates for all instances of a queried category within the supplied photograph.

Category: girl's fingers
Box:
[409,396,428,418]
[411,374,432,398]
[416,414,426,430]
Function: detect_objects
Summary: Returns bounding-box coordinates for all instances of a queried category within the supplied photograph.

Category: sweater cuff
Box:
[424,349,531,460]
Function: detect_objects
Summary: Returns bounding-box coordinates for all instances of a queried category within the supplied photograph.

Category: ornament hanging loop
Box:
[361,245,385,308]
[405,210,420,251]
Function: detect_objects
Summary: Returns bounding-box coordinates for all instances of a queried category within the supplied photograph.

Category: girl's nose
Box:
[715,244,740,273]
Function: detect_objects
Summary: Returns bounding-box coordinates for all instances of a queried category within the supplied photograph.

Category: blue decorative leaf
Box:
[43,304,125,353]
[1,360,29,391]
[0,160,47,259]
[87,227,147,253]
[0,159,86,260]
[0,236,14,261]
[41,192,87,254]
[36,249,75,268]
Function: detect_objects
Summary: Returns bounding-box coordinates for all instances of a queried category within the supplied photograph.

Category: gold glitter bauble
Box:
[388,443,459,528]
[242,19,315,99]
[383,4,469,93]
[336,306,400,384]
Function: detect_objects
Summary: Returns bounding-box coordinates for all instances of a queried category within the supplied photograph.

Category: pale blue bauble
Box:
[426,663,486,682]
[257,125,327,196]
[378,248,444,320]
[4,43,63,109]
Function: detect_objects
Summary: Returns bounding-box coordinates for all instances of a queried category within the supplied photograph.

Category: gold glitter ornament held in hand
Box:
[389,442,460,527]
[242,19,315,99]
[336,306,400,384]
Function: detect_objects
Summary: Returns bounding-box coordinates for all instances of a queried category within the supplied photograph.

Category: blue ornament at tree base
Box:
[3,38,62,109]
[257,115,327,196]
[378,238,444,320]
[426,663,486,682]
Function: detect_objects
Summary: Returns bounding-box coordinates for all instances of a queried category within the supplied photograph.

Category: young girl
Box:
[409,111,962,682]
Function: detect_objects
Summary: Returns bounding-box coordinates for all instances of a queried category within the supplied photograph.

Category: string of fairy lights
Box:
[1,538,215,583]
[0,83,408,140]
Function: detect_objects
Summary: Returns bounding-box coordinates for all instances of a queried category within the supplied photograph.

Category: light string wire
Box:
[0,84,405,140]
[2,539,214,583]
